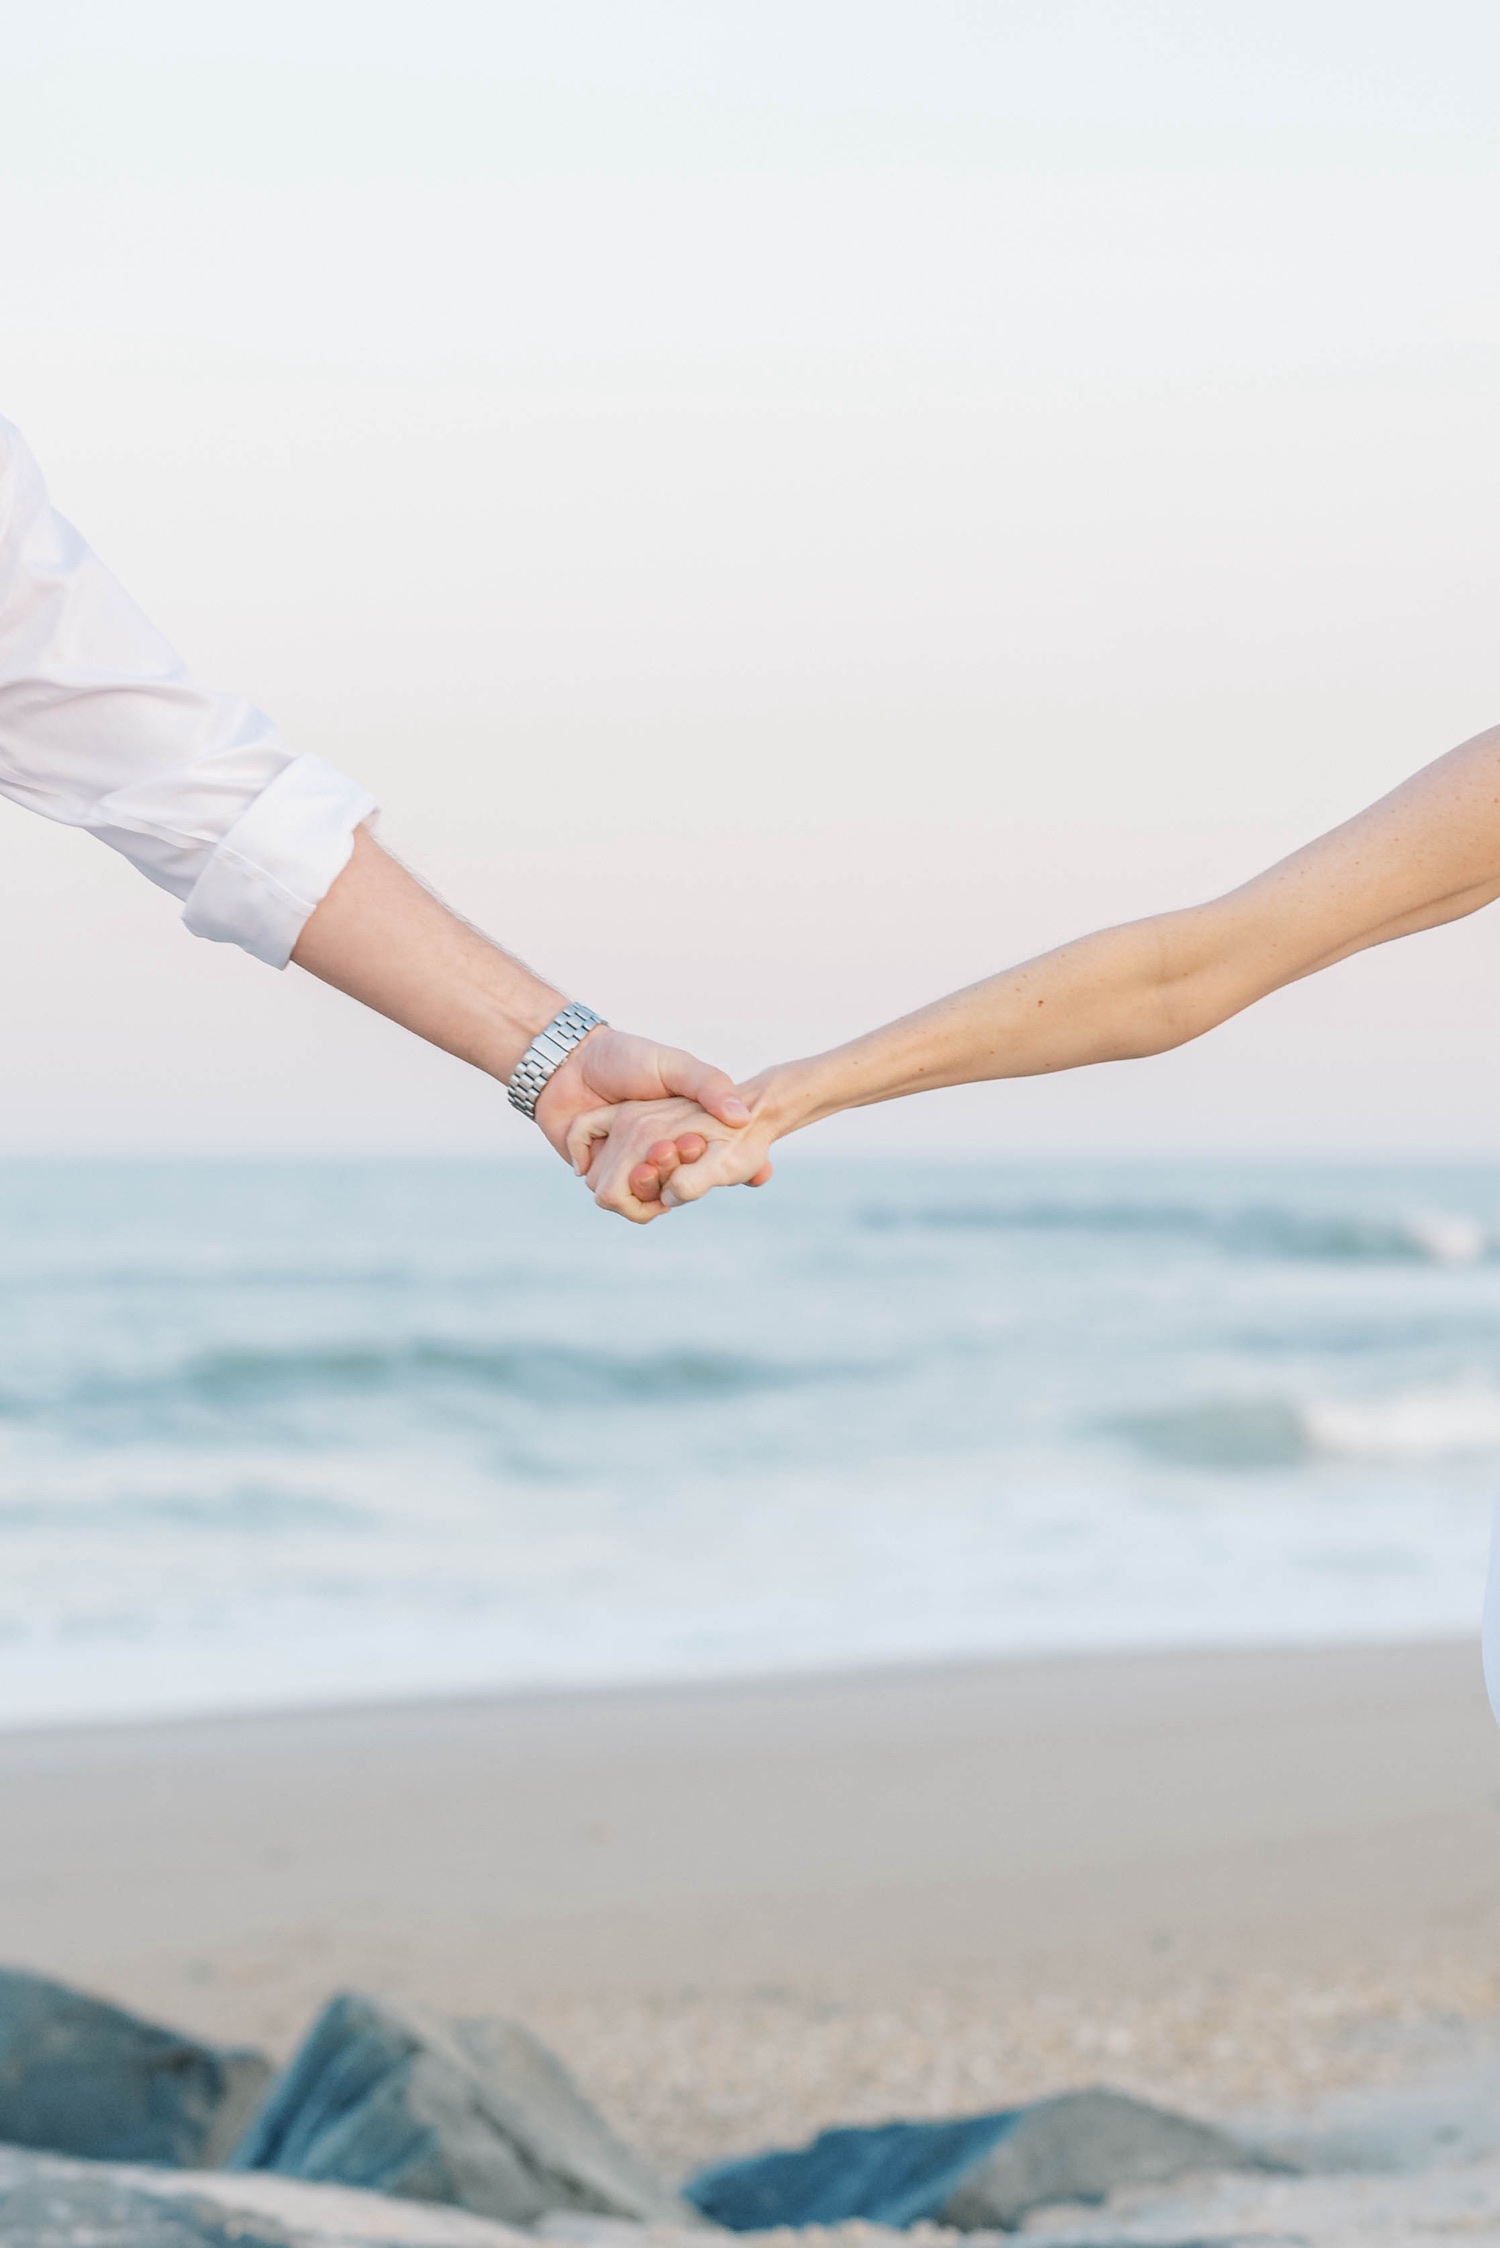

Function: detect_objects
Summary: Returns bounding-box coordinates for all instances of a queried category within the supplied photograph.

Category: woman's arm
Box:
[584,722,1500,1218]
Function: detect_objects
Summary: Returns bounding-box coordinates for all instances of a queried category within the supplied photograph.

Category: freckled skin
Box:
[573,723,1500,1221]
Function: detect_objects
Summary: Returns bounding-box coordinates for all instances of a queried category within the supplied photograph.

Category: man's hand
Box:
[533,1028,751,1170]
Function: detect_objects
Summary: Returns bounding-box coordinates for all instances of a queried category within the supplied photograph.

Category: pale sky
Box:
[3,1,1500,1156]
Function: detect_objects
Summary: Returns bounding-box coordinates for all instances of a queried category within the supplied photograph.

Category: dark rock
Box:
[228,1991,698,2228]
[0,1968,271,2167]
[688,2113,1019,2230]
[686,2088,1264,2231]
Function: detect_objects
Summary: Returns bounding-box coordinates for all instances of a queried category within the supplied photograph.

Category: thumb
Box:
[565,1106,616,1177]
[658,1051,751,1128]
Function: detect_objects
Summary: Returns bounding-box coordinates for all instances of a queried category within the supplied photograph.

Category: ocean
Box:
[1,1155,1498,1730]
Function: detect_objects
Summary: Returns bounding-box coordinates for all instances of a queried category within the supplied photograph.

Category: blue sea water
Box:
[1,1155,1499,1729]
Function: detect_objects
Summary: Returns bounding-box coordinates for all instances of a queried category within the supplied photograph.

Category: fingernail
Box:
[723,1098,751,1123]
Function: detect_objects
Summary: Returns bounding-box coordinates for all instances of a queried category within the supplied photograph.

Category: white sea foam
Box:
[1304,1382,1500,1458]
[1402,1212,1491,1266]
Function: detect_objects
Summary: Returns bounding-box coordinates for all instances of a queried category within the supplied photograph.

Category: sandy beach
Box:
[3,1641,1500,2177]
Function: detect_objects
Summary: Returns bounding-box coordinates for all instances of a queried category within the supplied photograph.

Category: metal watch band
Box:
[506,1003,607,1120]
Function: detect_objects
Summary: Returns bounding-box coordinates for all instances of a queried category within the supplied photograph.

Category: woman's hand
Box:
[569,1081,783,1223]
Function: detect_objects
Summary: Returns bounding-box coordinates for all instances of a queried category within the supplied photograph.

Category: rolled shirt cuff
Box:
[181,752,379,968]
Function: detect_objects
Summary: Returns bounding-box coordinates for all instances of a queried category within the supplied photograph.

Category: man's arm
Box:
[291,827,750,1154]
[0,417,737,1150]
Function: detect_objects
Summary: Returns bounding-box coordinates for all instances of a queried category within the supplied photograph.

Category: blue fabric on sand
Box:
[685,2112,1020,2230]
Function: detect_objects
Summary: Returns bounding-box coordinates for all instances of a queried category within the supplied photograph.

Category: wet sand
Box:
[2,1641,1499,2170]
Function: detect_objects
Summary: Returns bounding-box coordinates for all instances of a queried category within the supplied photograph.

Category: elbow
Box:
[1143,968,1243,1057]
[1124,923,1243,1061]
[1106,1013,1204,1066]
[1039,909,1244,1072]
[1069,985,1212,1070]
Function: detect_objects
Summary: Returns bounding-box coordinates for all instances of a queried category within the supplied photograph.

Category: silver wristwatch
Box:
[506,1003,607,1119]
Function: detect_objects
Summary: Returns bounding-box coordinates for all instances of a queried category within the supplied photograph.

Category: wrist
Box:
[531,1025,606,1149]
[743,1058,833,1141]
[462,980,569,1091]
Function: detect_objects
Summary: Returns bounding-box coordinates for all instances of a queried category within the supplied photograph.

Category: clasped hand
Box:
[528,1027,778,1224]
[570,1083,778,1222]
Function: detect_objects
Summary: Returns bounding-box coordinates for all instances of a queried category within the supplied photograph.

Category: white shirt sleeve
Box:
[0,417,378,968]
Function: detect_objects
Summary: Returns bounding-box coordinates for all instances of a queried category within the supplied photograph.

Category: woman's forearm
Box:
[745,914,1208,1139]
[799,920,1184,1107]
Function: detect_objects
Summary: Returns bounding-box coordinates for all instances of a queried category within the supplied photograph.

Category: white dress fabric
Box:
[1484,1502,1500,1723]
[0,417,376,966]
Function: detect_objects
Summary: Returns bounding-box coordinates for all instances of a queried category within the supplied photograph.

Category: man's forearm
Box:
[292,826,752,1160]
[291,827,565,1085]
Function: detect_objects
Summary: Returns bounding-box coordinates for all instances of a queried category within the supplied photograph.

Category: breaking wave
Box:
[1114,1382,1500,1470]
[863,1199,1492,1265]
